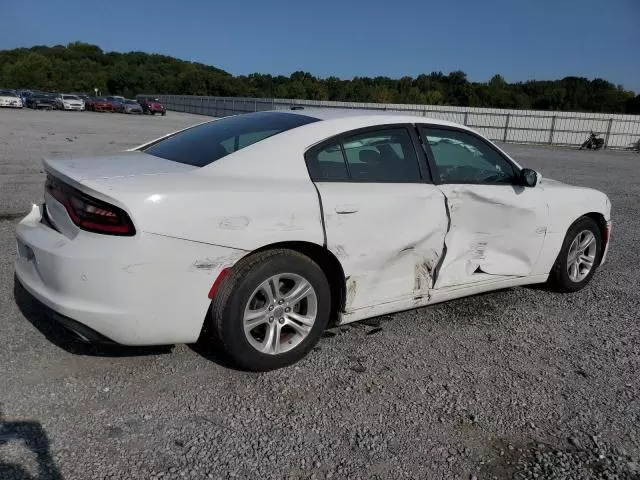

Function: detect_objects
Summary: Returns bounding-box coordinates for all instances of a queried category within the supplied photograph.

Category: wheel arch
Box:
[247,241,346,325]
[583,211,607,263]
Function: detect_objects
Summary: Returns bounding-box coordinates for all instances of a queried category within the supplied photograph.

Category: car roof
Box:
[280,108,470,130]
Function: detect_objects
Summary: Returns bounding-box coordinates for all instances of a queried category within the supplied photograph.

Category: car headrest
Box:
[359,149,381,164]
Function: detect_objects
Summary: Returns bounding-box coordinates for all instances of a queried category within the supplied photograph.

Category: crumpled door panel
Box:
[317,183,448,311]
[434,185,548,289]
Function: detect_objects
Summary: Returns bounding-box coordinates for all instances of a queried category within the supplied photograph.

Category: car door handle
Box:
[335,205,359,214]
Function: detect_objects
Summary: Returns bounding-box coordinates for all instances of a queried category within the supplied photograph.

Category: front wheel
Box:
[210,249,331,371]
[547,216,602,292]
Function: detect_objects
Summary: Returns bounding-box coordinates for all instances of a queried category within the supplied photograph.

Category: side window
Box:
[420,127,517,184]
[306,142,349,181]
[342,128,421,182]
[306,127,422,183]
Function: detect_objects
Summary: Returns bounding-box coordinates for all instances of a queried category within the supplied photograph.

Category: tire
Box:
[210,249,331,371]
[161,111,166,116]
[547,216,602,293]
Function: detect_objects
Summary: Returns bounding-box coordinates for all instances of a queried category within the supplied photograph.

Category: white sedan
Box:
[0,89,23,108]
[15,110,612,370]
[58,94,85,111]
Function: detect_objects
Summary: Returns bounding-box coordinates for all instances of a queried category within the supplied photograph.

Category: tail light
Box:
[45,175,135,236]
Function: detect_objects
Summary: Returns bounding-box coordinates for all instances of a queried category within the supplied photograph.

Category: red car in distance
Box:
[136,96,166,115]
[86,97,115,112]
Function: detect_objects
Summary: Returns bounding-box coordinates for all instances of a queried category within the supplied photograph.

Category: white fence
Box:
[150,95,640,150]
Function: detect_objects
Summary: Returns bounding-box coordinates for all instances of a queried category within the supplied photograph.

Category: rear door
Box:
[417,125,548,288]
[306,125,448,311]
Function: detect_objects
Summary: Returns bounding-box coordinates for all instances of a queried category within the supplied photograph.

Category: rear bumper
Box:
[16,282,119,344]
[15,204,246,345]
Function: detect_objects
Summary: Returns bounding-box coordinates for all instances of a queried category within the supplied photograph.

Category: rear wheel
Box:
[548,216,602,292]
[211,249,330,371]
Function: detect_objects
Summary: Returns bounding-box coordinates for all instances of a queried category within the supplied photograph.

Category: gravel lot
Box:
[1,109,639,480]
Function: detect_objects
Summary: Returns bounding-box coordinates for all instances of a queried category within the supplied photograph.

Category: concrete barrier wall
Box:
[149,95,640,149]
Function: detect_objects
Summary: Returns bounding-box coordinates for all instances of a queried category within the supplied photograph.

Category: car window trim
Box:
[304,123,432,184]
[416,123,521,186]
[409,125,434,183]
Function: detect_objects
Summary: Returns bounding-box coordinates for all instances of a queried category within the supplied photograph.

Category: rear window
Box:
[143,112,320,167]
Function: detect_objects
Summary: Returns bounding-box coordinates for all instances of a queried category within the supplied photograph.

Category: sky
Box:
[1,0,639,91]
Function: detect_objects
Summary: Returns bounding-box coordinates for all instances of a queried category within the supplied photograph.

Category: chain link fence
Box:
[148,95,640,150]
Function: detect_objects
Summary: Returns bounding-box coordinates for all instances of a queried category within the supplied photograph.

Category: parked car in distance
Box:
[17,90,31,105]
[115,99,143,114]
[105,96,126,109]
[14,110,612,371]
[86,97,115,112]
[136,96,166,115]
[57,94,85,111]
[68,93,90,103]
[26,92,57,110]
[0,89,23,108]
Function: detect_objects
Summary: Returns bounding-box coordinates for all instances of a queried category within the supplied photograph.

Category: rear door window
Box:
[306,127,422,183]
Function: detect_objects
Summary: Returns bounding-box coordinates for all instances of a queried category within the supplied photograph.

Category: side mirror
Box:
[520,168,540,187]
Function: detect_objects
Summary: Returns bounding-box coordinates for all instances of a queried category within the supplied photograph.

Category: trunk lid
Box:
[42,152,198,237]
[44,151,196,183]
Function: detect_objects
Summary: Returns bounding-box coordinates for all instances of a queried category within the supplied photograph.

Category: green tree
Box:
[0,41,636,113]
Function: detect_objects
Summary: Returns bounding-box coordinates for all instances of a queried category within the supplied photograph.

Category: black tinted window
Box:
[307,127,421,183]
[342,128,421,182]
[420,127,517,184]
[306,143,349,181]
[144,112,319,167]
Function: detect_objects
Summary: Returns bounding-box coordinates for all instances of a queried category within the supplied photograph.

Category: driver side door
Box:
[418,125,549,289]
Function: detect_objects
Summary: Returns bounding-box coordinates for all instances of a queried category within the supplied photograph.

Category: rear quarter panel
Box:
[84,172,325,251]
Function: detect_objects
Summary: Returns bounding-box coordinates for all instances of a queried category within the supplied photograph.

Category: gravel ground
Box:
[1,109,639,480]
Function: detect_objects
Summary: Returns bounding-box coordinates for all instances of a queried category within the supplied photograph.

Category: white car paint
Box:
[15,110,612,346]
[0,93,22,108]
[317,182,448,310]
[433,183,549,288]
[59,94,85,111]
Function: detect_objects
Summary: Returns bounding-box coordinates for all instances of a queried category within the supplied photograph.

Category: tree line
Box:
[1,42,639,114]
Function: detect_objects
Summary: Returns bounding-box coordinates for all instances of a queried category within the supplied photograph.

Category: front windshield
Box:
[63,95,79,100]
[143,112,319,167]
